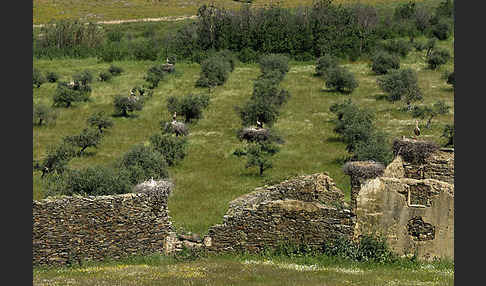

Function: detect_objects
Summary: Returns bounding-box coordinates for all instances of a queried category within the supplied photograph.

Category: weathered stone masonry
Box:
[205,173,355,253]
[33,181,175,265]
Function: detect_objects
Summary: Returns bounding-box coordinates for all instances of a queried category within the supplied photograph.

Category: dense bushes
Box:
[166,93,210,123]
[149,133,188,166]
[113,95,144,117]
[116,145,169,185]
[330,99,393,164]
[52,81,91,107]
[325,67,359,93]
[195,51,235,88]
[315,54,338,78]
[33,103,57,126]
[377,68,423,110]
[426,48,450,69]
[370,51,400,75]
[33,68,46,88]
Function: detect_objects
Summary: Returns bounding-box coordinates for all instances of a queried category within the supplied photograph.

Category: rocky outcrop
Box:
[351,139,454,261]
[205,173,355,253]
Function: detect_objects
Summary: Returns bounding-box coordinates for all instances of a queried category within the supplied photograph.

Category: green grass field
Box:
[33,0,436,25]
[33,253,454,285]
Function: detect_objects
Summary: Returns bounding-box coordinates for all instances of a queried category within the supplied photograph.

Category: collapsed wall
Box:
[205,173,355,252]
[350,139,454,261]
[33,180,175,265]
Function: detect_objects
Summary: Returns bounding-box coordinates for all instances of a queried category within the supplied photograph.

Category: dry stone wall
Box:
[33,180,175,265]
[205,173,355,253]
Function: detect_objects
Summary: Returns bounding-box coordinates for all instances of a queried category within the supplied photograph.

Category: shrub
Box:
[233,141,280,176]
[149,133,188,166]
[113,95,144,117]
[325,66,359,93]
[73,70,93,86]
[441,123,454,147]
[380,38,412,57]
[45,71,59,83]
[216,49,237,72]
[412,100,450,128]
[98,71,112,82]
[413,40,427,51]
[117,145,169,185]
[394,1,416,20]
[330,101,374,152]
[377,68,423,110]
[238,47,259,63]
[33,103,57,126]
[52,81,90,107]
[60,166,132,196]
[370,51,400,75]
[166,93,210,123]
[33,68,46,88]
[144,64,166,89]
[426,48,450,70]
[36,142,76,177]
[352,130,393,165]
[315,54,339,78]
[87,111,113,133]
[108,64,124,76]
[445,71,455,88]
[323,235,396,263]
[63,127,103,156]
[259,54,290,79]
[252,77,290,107]
[431,18,452,40]
[195,56,232,88]
[237,97,280,128]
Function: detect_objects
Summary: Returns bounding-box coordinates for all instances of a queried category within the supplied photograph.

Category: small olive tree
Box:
[149,133,188,166]
[325,66,359,93]
[116,145,169,185]
[166,93,210,123]
[63,127,103,156]
[370,51,400,75]
[33,68,46,88]
[233,141,280,176]
[87,111,114,133]
[113,95,143,117]
[35,142,76,177]
[33,103,57,126]
[426,48,450,70]
[52,81,90,107]
[377,68,423,110]
[412,100,450,128]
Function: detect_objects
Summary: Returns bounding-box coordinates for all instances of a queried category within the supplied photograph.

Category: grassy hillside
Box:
[33,35,454,234]
[33,0,436,25]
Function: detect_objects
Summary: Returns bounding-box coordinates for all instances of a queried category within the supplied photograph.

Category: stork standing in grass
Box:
[414,120,421,138]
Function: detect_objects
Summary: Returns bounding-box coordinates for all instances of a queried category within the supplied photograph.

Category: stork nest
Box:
[392,138,439,164]
[162,120,188,136]
[343,161,385,179]
[237,127,284,144]
[132,179,173,198]
[162,64,175,73]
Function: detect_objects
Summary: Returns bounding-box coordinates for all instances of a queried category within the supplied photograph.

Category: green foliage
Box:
[377,68,423,109]
[426,48,450,70]
[196,56,232,88]
[45,71,59,83]
[108,64,124,76]
[87,111,113,133]
[315,54,339,78]
[36,142,76,177]
[149,133,188,166]
[445,71,455,88]
[63,127,103,155]
[251,77,290,107]
[237,97,280,128]
[325,67,359,93]
[234,141,280,176]
[442,123,454,147]
[435,0,454,19]
[431,18,452,40]
[258,54,290,79]
[324,235,396,263]
[98,71,112,82]
[113,95,143,117]
[33,68,46,88]
[144,64,167,89]
[117,145,169,185]
[370,51,400,75]
[166,93,210,123]
[52,81,90,108]
[238,47,259,63]
[330,100,374,152]
[412,100,450,128]
[73,70,93,86]
[380,38,412,57]
[353,130,393,165]
[33,103,57,126]
[393,1,416,20]
[57,166,132,196]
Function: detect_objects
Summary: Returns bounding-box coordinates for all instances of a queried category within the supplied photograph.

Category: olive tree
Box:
[377,68,423,110]
[87,111,113,133]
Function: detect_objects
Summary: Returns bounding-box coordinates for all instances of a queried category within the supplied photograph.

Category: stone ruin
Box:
[348,138,454,261]
[204,173,355,253]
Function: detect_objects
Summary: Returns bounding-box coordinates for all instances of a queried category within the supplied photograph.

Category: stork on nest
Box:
[172,111,177,122]
[256,120,263,129]
[414,119,421,139]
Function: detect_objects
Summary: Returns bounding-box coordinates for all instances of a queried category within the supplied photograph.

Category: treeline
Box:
[33,0,454,62]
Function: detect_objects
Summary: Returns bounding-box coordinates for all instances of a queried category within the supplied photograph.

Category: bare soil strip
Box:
[33,15,197,28]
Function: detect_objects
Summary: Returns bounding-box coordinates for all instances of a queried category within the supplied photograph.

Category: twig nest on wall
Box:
[132,179,173,198]
[392,138,439,164]
[343,161,386,179]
